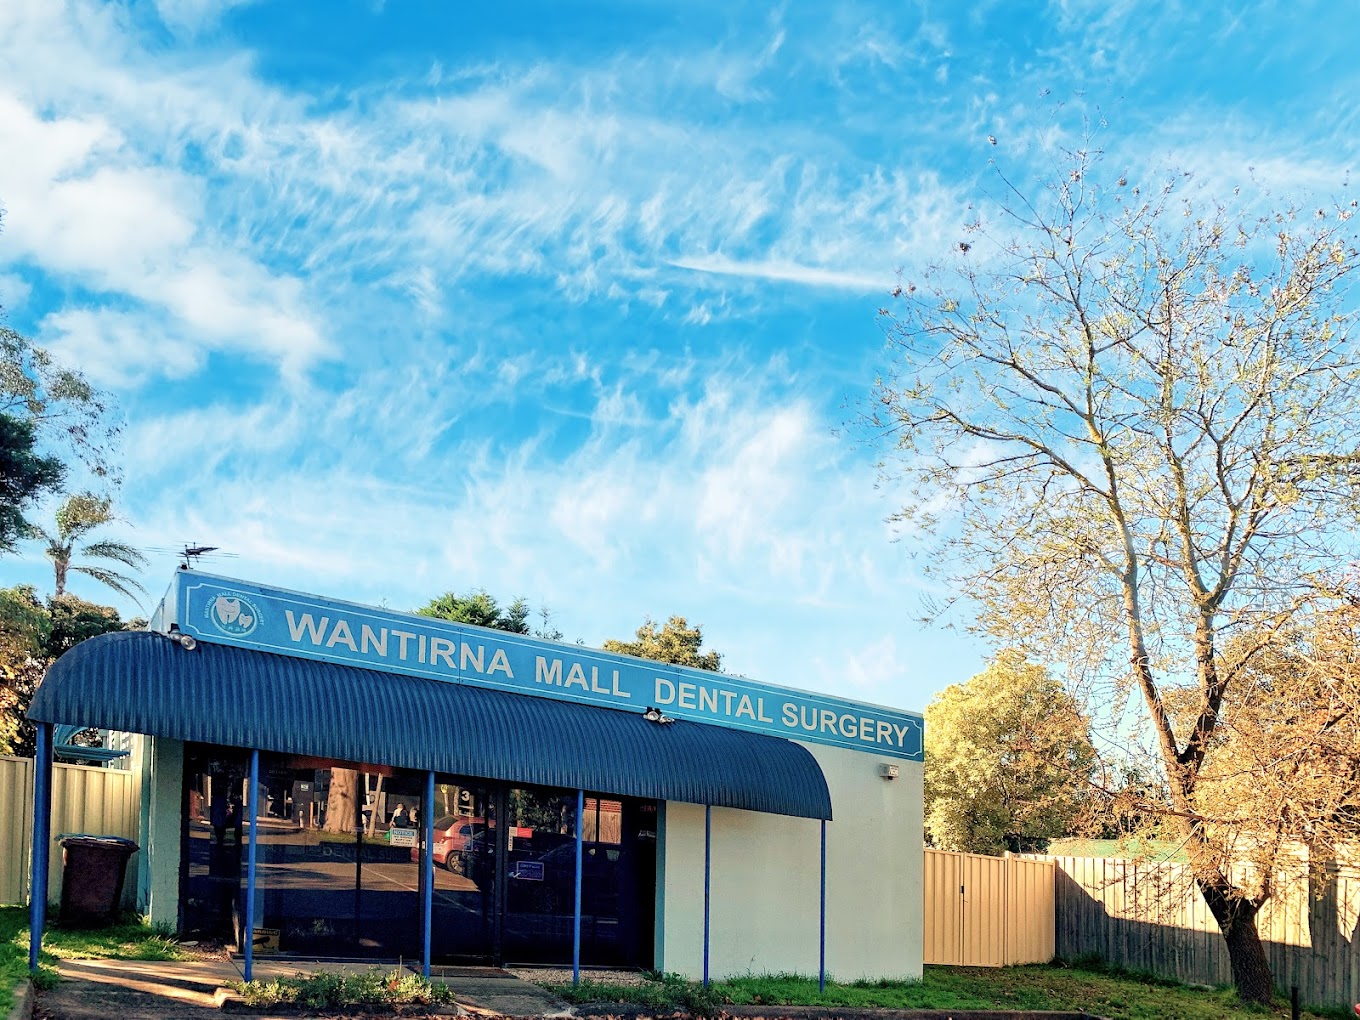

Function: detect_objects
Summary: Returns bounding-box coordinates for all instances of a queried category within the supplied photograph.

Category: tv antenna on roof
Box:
[181,545,218,568]
[148,544,240,570]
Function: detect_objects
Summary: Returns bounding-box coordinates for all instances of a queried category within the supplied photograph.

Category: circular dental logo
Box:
[205,592,261,637]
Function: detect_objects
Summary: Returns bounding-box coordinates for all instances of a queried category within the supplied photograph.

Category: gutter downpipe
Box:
[243,749,260,982]
[819,819,827,994]
[703,804,711,989]
[28,722,53,972]
[423,770,435,979]
[573,789,584,985]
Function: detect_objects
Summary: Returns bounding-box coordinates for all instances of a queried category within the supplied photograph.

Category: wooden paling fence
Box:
[1046,855,1360,1011]
[0,754,140,907]
[923,849,1055,966]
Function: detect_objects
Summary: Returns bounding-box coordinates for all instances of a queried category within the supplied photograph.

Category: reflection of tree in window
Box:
[323,768,358,833]
[510,789,572,833]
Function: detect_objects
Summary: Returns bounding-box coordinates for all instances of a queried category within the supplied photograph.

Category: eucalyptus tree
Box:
[0,319,120,553]
[1,325,120,485]
[869,144,1360,1002]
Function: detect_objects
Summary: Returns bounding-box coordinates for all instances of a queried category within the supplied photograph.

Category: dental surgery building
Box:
[28,571,924,980]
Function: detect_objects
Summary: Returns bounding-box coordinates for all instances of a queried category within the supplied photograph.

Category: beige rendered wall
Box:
[137,736,184,926]
[659,741,923,980]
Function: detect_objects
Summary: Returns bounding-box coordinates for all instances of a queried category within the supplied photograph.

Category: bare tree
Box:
[869,142,1360,1002]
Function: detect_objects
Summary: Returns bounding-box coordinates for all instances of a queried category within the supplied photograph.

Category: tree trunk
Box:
[53,561,67,597]
[1197,874,1274,1004]
[323,768,358,834]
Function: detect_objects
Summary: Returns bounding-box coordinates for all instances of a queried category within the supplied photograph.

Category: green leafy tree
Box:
[30,492,147,601]
[925,651,1096,854]
[0,412,63,553]
[318,587,562,833]
[0,585,48,754]
[415,589,561,638]
[869,140,1360,1001]
[0,586,129,756]
[603,616,722,671]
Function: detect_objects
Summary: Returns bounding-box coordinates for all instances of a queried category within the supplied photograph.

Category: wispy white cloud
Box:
[0,271,31,310]
[99,350,959,708]
[2,0,1349,715]
[0,0,968,373]
[670,254,889,291]
[0,78,329,384]
[153,0,258,36]
[39,308,202,387]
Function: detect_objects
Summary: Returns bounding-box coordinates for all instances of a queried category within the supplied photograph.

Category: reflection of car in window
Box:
[408,815,487,872]
[506,841,623,914]
[457,831,497,890]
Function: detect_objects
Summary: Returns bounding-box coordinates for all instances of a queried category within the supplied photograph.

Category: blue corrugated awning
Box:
[30,631,832,819]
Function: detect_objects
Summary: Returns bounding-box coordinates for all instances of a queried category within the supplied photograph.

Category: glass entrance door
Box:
[501,787,656,967]
[428,780,496,960]
[245,759,423,957]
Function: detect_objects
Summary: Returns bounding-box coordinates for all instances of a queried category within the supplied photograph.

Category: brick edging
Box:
[721,1010,1105,1020]
[572,1006,1108,1020]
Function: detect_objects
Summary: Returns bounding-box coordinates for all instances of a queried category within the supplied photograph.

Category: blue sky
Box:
[1,0,1355,715]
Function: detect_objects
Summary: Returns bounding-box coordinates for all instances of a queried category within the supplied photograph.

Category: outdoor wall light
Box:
[642,706,676,725]
[159,630,198,651]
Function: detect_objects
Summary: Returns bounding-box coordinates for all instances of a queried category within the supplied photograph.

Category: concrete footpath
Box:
[28,959,572,1020]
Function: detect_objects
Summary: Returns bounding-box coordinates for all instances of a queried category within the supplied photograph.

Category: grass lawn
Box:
[546,962,1352,1020]
[0,904,205,1017]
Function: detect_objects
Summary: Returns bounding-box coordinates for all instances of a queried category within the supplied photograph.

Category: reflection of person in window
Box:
[390,803,408,828]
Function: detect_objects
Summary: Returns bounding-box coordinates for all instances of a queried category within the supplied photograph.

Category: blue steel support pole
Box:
[703,804,711,989]
[422,771,434,980]
[819,819,827,995]
[28,722,53,973]
[244,749,260,983]
[572,789,583,986]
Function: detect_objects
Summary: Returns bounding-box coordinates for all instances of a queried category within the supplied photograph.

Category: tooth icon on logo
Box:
[206,592,261,637]
[214,597,241,624]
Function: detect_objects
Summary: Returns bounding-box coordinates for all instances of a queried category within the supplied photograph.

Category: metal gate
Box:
[923,849,1054,966]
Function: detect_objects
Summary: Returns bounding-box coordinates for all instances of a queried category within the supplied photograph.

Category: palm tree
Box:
[31,492,147,602]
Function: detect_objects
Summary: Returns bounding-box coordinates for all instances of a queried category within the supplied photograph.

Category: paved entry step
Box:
[427,966,573,1017]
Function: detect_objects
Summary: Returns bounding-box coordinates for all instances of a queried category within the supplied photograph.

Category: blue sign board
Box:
[158,571,924,761]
